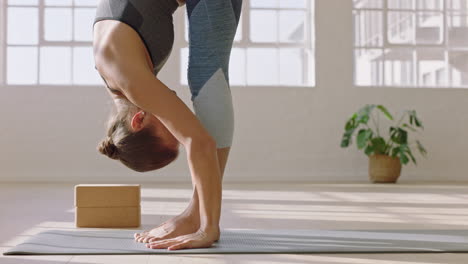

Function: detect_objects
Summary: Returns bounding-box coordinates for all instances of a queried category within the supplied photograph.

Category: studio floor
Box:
[1,182,468,264]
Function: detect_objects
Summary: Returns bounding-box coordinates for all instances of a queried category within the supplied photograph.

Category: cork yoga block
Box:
[75,184,141,228]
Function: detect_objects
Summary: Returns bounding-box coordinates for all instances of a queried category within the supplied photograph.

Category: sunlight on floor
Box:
[244,254,448,264]
[2,184,468,264]
[140,187,193,199]
[232,210,407,222]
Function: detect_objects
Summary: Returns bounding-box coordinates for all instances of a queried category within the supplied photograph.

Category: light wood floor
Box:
[1,182,468,264]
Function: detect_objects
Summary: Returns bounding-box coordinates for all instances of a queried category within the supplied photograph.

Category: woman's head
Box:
[97,98,180,172]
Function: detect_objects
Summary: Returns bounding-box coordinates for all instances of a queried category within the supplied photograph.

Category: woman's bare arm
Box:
[94,21,222,232]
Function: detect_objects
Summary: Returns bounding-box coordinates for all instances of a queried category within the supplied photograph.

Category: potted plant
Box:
[340,104,427,183]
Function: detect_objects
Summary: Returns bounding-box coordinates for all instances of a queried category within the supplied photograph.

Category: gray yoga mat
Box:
[4,229,468,255]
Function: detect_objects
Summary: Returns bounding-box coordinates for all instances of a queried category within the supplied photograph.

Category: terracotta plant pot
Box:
[368,154,402,183]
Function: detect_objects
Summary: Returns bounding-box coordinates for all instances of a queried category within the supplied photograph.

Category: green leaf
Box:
[371,137,387,154]
[402,123,417,132]
[409,110,424,129]
[364,144,374,156]
[398,144,412,165]
[341,124,357,148]
[416,140,427,156]
[356,114,369,124]
[406,148,417,165]
[345,114,357,130]
[400,129,408,144]
[340,137,350,148]
[377,105,394,120]
[390,127,398,143]
[399,143,409,151]
[414,116,423,129]
[345,120,354,131]
[356,104,375,124]
[357,129,372,149]
[399,153,409,165]
[390,127,408,144]
[391,147,399,157]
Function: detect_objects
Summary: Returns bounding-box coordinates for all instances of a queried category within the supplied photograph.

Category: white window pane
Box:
[279,0,306,8]
[8,0,38,5]
[448,0,468,10]
[74,8,96,41]
[449,13,468,46]
[229,48,245,85]
[73,47,101,85]
[250,10,277,42]
[388,0,415,9]
[279,10,305,43]
[7,7,38,44]
[416,12,443,44]
[280,48,302,85]
[355,49,384,86]
[417,0,443,10]
[74,0,97,6]
[308,53,315,86]
[384,49,414,86]
[44,8,73,41]
[354,10,383,47]
[449,51,468,87]
[250,0,278,8]
[7,47,38,84]
[45,0,72,6]
[435,68,446,86]
[417,49,446,86]
[354,0,383,9]
[180,48,189,85]
[247,48,278,85]
[387,12,415,44]
[40,47,71,84]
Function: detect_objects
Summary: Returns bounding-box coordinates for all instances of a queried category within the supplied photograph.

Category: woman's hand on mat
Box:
[145,227,219,250]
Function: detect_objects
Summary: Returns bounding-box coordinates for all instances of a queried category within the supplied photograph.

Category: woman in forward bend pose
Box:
[93,0,242,250]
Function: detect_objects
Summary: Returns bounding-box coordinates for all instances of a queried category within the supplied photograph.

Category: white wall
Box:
[1,0,467,183]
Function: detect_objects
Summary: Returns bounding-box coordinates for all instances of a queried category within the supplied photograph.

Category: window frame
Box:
[4,0,96,87]
[180,0,315,87]
[353,0,468,88]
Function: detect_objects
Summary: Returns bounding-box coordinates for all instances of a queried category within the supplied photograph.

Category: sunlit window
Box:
[354,0,468,88]
[5,0,98,85]
[181,0,315,87]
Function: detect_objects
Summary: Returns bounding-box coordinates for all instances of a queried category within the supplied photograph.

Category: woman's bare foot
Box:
[146,226,220,250]
[134,188,222,243]
[134,209,200,243]
[134,210,221,243]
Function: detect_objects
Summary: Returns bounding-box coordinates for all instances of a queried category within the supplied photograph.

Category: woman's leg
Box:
[187,0,242,158]
[183,0,242,238]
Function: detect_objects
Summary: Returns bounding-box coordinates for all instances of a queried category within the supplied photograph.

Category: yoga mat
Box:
[4,229,468,255]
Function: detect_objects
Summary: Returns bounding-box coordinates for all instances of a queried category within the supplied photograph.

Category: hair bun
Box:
[98,138,119,160]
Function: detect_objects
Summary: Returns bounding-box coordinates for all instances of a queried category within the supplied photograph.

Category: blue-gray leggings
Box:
[186,0,242,148]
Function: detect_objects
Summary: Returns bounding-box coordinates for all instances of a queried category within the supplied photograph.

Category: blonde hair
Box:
[97,100,179,172]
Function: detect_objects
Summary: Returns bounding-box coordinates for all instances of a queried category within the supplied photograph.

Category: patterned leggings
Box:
[186,0,243,148]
